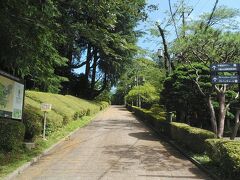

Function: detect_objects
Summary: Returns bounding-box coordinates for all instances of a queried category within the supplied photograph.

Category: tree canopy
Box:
[0,0,147,98]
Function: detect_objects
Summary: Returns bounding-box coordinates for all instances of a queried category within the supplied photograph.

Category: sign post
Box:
[210,63,240,102]
[41,103,52,140]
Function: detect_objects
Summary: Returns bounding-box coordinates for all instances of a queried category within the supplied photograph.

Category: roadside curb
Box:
[3,108,108,180]
[131,111,220,180]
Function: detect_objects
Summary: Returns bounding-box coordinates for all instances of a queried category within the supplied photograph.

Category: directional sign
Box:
[210,63,239,72]
[211,76,240,84]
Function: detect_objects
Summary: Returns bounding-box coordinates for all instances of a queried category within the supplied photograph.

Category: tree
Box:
[55,0,147,99]
[126,83,159,107]
[0,0,147,97]
[0,0,67,92]
[113,58,165,107]
[170,7,240,138]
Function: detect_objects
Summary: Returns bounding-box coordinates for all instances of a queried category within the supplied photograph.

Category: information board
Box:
[0,71,24,120]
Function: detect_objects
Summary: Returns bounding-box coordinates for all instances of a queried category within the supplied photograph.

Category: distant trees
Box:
[112,58,165,108]
[0,0,146,99]
[159,2,240,137]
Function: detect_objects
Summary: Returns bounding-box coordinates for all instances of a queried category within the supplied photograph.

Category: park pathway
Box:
[13,106,210,180]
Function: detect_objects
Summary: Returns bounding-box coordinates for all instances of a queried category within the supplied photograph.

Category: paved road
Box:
[13,106,210,180]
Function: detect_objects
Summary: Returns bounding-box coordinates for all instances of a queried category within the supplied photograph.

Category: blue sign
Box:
[211,76,240,84]
[210,63,239,72]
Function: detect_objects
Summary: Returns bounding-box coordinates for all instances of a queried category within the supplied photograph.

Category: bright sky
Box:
[137,0,240,53]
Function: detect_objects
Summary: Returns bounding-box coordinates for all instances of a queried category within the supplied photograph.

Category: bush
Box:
[171,122,216,153]
[23,104,43,140]
[150,104,165,115]
[22,91,109,140]
[128,105,215,153]
[0,119,25,151]
[24,96,64,138]
[205,139,240,179]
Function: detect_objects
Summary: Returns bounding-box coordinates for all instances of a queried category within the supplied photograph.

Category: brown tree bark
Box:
[207,96,218,135]
[231,110,240,140]
[85,44,92,80]
[217,91,227,138]
[90,48,98,91]
[156,24,175,73]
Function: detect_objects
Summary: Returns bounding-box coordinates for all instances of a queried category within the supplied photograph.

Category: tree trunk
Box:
[207,96,217,135]
[85,44,92,80]
[90,48,98,92]
[156,24,174,74]
[231,110,240,140]
[217,92,226,138]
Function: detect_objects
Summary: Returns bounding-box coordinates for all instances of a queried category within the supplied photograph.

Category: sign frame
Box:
[0,70,25,121]
[41,103,52,112]
[210,63,239,72]
[211,75,240,84]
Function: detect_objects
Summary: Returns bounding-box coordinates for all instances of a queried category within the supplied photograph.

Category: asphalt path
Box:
[13,105,210,180]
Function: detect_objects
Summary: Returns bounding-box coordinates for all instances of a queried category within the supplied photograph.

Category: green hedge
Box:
[171,122,215,153]
[127,105,215,153]
[0,119,25,151]
[205,139,240,179]
[22,91,109,141]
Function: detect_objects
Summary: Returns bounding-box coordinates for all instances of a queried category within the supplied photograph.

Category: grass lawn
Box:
[0,115,96,179]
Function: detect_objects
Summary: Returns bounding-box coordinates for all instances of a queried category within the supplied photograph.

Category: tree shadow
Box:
[101,126,210,179]
[128,132,159,141]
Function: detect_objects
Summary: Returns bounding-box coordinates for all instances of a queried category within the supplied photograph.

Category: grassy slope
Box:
[0,91,108,179]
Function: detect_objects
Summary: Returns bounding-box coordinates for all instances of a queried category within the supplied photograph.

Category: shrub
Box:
[171,122,215,153]
[150,104,165,115]
[26,91,76,123]
[23,104,43,141]
[128,105,215,153]
[205,139,240,179]
[0,119,25,151]
[22,91,108,140]
[24,96,64,137]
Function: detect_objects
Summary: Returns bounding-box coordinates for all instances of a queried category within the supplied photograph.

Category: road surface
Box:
[13,106,210,180]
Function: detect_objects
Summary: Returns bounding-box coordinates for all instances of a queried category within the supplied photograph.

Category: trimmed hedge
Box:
[205,139,240,179]
[22,91,108,141]
[0,119,25,151]
[127,105,215,153]
[171,122,215,153]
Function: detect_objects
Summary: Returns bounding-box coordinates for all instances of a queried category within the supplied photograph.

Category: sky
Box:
[76,0,240,75]
[137,0,240,53]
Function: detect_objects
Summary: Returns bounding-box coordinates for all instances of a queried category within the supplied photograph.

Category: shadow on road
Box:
[128,132,159,141]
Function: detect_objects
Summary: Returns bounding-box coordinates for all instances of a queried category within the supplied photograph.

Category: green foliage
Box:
[150,104,165,116]
[0,119,25,151]
[22,91,108,141]
[0,0,67,92]
[95,90,112,103]
[161,63,211,126]
[113,58,164,106]
[205,139,240,179]
[23,103,43,141]
[0,114,96,179]
[171,122,216,153]
[126,83,159,104]
[128,105,215,153]
[0,0,147,97]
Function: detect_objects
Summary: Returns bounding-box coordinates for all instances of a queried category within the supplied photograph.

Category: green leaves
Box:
[126,83,159,104]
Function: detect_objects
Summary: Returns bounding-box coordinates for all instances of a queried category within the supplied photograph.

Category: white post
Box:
[43,111,47,139]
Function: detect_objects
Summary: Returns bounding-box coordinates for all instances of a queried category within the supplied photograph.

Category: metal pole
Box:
[43,111,47,139]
